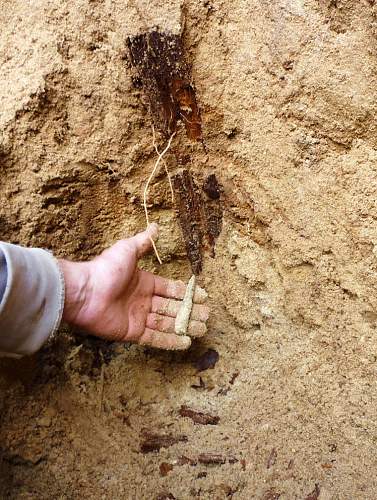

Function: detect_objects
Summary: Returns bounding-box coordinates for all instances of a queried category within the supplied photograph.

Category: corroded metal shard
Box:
[126,30,202,140]
[173,170,223,274]
[173,169,204,274]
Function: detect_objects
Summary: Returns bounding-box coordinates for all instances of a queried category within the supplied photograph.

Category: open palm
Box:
[60,224,209,350]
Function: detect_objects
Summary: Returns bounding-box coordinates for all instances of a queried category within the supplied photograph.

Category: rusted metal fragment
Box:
[179,405,220,425]
[173,170,223,274]
[140,432,187,453]
[173,169,204,274]
[127,30,202,140]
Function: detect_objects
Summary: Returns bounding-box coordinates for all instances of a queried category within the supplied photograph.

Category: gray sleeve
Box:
[0,250,7,302]
[0,242,65,358]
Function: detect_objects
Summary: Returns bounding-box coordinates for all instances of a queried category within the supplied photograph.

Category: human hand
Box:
[59,224,209,350]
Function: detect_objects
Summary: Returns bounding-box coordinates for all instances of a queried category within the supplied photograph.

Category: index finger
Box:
[154,276,208,304]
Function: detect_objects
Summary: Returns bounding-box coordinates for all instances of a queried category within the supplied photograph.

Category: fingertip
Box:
[191,304,210,322]
[187,320,207,338]
[194,285,208,304]
[139,328,192,351]
[177,335,192,350]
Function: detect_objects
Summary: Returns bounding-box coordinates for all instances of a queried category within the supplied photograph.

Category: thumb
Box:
[131,223,159,258]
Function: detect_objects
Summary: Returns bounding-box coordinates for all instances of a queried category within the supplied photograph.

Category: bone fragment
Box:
[175,275,196,335]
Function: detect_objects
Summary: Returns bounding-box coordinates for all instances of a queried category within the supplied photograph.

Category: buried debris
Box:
[159,453,240,476]
[173,170,223,274]
[127,29,223,271]
[140,431,188,453]
[127,30,202,140]
[179,405,220,425]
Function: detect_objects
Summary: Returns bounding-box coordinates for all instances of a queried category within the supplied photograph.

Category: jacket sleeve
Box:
[0,243,65,358]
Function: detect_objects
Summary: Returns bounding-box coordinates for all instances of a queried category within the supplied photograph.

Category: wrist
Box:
[59,259,91,326]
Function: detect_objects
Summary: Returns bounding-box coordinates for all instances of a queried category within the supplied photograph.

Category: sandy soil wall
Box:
[2,1,377,498]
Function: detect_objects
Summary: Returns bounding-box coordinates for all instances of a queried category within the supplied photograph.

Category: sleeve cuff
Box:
[0,243,65,357]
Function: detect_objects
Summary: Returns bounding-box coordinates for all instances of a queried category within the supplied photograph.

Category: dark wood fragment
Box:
[159,462,173,477]
[304,484,320,500]
[140,432,187,453]
[198,453,226,465]
[179,405,220,425]
[197,472,207,478]
[194,349,219,372]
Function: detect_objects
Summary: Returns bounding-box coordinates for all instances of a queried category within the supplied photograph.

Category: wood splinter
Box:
[175,275,196,335]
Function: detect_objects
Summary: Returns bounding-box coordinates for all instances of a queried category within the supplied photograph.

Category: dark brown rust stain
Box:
[171,78,202,141]
[127,30,202,140]
[173,170,223,274]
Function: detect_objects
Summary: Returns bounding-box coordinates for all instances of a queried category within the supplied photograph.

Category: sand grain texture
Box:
[1,1,377,498]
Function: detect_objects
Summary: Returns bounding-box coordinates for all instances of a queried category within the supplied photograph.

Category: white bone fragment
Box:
[175,275,196,335]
